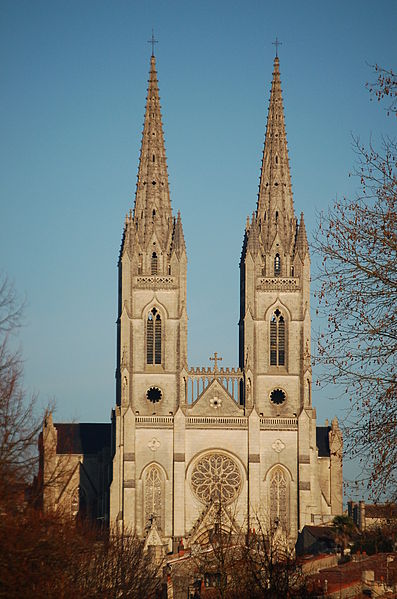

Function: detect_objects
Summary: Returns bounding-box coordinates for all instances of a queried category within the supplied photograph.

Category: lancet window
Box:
[147,308,162,365]
[144,465,163,531]
[269,467,289,531]
[151,252,158,275]
[274,253,281,275]
[270,308,285,366]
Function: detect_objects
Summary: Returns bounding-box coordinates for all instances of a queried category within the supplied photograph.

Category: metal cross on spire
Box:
[210,352,223,372]
[148,29,158,56]
[272,36,282,58]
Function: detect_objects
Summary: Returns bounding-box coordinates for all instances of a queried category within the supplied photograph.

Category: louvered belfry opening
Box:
[274,253,281,276]
[151,252,158,275]
[147,308,162,365]
[270,309,285,366]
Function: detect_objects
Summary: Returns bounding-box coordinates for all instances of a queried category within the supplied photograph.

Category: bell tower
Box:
[116,52,187,416]
[239,55,312,417]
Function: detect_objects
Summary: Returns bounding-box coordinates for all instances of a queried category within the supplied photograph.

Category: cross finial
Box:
[148,29,158,57]
[209,352,223,372]
[272,36,282,58]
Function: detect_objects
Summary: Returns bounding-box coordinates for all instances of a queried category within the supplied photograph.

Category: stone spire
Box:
[295,212,309,259]
[133,54,173,249]
[171,210,186,258]
[256,56,296,252]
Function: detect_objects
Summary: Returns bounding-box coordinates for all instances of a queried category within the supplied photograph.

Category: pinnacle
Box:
[172,210,186,257]
[295,211,309,258]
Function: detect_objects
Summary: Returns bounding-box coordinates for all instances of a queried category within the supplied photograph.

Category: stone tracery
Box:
[144,465,163,530]
[191,453,242,504]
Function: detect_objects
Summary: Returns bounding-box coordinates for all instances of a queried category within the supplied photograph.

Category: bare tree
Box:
[183,502,316,599]
[314,66,397,499]
[0,274,47,507]
[367,64,397,117]
[0,512,163,599]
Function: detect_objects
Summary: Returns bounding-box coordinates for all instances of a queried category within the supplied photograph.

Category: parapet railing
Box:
[133,275,176,288]
[187,416,247,428]
[185,366,244,405]
[256,277,300,291]
[135,415,174,427]
[260,417,298,430]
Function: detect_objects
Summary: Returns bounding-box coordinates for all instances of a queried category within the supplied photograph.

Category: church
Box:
[40,50,343,548]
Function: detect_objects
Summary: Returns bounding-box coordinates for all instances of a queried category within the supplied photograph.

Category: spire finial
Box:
[148,29,158,57]
[272,36,282,58]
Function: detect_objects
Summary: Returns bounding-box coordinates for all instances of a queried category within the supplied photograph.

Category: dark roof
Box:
[303,525,335,540]
[316,426,331,457]
[54,423,111,455]
[365,503,397,519]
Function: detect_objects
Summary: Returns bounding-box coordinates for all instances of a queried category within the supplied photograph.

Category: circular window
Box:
[147,387,162,403]
[191,453,242,505]
[270,388,286,405]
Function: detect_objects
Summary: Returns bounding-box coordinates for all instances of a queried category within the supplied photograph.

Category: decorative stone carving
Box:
[270,468,288,530]
[144,466,163,531]
[148,437,160,452]
[191,453,241,504]
[272,439,286,453]
[209,396,222,409]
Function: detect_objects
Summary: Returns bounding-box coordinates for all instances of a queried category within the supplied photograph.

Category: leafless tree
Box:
[184,502,317,598]
[313,65,397,499]
[0,274,47,507]
[0,512,163,599]
[367,64,397,117]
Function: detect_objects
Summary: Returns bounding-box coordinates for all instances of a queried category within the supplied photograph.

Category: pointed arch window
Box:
[151,252,158,275]
[147,308,162,365]
[274,253,281,276]
[270,309,285,366]
[269,467,289,531]
[144,465,163,531]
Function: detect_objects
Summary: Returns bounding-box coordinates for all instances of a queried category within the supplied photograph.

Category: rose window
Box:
[191,453,242,504]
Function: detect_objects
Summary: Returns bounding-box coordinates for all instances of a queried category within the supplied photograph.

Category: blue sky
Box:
[1,0,396,493]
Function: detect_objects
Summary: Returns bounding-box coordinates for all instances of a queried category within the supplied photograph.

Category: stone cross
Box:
[209,352,222,372]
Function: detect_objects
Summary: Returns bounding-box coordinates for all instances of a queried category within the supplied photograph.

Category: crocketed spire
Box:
[171,210,186,258]
[295,212,309,259]
[256,56,296,252]
[133,54,173,249]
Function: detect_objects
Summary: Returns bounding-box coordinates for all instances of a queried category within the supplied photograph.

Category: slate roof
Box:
[316,426,331,457]
[365,503,397,519]
[54,423,111,455]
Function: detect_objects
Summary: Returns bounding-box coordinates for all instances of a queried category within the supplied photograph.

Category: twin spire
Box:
[128,50,307,263]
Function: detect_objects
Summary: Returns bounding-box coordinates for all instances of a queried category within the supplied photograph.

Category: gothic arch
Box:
[146,307,162,365]
[139,460,169,482]
[141,297,169,320]
[264,462,294,483]
[265,465,291,532]
[141,463,165,532]
[264,299,291,321]
[269,308,286,367]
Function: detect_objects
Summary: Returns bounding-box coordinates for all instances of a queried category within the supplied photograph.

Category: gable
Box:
[188,379,243,416]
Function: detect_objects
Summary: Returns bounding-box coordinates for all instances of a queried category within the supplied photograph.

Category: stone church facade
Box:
[40,52,343,546]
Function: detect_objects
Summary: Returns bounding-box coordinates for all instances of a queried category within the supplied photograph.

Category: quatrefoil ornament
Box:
[272,439,286,453]
[148,437,161,452]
